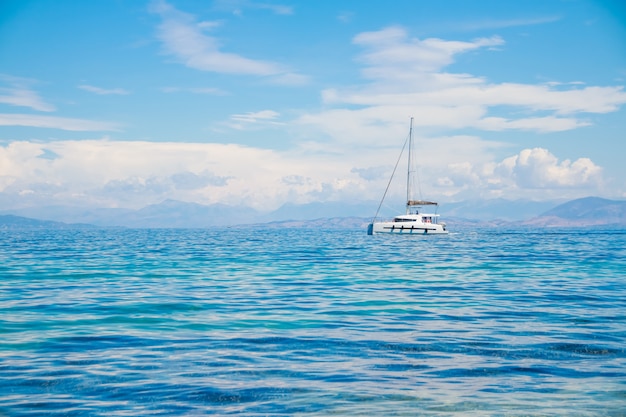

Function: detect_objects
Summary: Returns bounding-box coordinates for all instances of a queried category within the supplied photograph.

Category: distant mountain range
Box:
[0,199,376,229]
[519,196,626,227]
[1,196,625,229]
[441,198,556,221]
[0,214,95,230]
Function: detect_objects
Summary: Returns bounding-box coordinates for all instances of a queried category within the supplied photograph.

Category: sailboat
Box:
[367,117,448,235]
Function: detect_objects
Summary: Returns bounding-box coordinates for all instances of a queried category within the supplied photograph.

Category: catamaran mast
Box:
[406,117,413,214]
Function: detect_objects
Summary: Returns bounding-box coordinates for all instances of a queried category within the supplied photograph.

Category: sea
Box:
[0,226,625,416]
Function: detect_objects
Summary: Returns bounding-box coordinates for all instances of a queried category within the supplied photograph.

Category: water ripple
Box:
[0,227,625,415]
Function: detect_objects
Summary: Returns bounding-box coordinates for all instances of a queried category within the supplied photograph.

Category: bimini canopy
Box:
[407,200,438,206]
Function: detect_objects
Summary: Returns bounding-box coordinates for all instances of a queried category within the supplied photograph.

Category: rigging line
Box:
[371,131,410,222]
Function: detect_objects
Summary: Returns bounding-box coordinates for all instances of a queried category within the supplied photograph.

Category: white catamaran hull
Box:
[368,220,448,235]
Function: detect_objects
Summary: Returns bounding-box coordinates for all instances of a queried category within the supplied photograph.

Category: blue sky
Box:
[1,0,625,212]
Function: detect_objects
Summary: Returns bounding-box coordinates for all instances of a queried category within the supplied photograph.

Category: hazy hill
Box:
[262,201,376,222]
[2,196,625,229]
[522,197,626,226]
[2,205,135,227]
[243,216,370,229]
[1,200,263,228]
[126,199,259,228]
[0,215,94,230]
[441,198,556,221]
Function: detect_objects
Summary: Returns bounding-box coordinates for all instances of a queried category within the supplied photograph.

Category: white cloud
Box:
[150,0,307,83]
[161,86,229,95]
[212,0,293,16]
[439,147,604,199]
[458,16,561,31]
[301,26,626,139]
[474,84,626,114]
[231,110,280,123]
[353,27,504,76]
[0,75,55,112]
[0,114,122,131]
[0,139,607,211]
[475,116,590,132]
[267,72,310,86]
[78,85,130,95]
[507,148,602,188]
[0,77,124,131]
[0,139,367,210]
[225,110,285,130]
[257,3,293,15]
[337,11,354,23]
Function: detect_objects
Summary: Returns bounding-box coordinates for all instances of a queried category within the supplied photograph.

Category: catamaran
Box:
[367,118,448,235]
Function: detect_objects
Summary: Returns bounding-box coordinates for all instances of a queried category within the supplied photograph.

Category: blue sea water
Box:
[0,227,625,416]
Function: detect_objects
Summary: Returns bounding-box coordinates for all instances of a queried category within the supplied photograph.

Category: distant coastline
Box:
[1,197,625,230]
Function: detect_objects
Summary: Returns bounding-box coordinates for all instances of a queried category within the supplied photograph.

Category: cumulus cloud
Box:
[438,147,603,199]
[351,166,389,181]
[170,170,231,188]
[150,0,307,84]
[504,148,602,188]
[299,26,626,143]
[0,139,371,210]
[0,139,606,211]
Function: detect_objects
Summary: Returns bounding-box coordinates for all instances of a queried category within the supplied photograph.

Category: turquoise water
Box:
[1,227,625,416]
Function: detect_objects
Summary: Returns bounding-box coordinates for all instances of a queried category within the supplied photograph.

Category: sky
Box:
[1,0,625,213]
